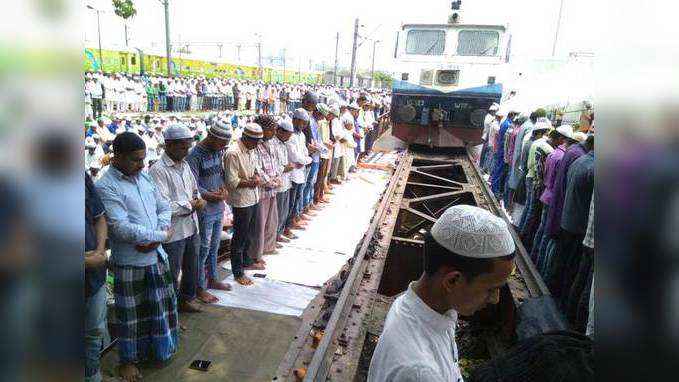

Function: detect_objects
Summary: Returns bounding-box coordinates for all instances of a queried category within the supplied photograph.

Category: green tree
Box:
[373,71,393,88]
[112,0,137,47]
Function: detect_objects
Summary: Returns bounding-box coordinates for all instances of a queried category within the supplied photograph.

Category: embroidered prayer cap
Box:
[277,118,294,132]
[316,103,331,116]
[430,205,515,258]
[293,108,310,122]
[243,123,264,139]
[163,123,194,141]
[348,102,360,110]
[208,118,233,141]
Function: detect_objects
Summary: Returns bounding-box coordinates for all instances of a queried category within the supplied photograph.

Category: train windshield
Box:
[457,30,499,56]
[405,30,446,55]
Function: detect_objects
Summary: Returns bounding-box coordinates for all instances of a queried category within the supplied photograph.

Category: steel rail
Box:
[464,150,551,297]
[303,154,409,382]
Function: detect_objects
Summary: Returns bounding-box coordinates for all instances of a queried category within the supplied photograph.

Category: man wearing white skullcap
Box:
[186,115,233,303]
[369,205,516,382]
[150,123,206,313]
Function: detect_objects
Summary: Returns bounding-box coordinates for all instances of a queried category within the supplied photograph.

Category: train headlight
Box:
[436,70,460,85]
[401,72,409,81]
[397,104,417,123]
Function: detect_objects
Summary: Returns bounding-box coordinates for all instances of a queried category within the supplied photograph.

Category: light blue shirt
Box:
[309,115,321,163]
[96,166,171,266]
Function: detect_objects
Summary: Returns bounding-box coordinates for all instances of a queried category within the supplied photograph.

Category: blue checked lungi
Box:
[112,258,178,364]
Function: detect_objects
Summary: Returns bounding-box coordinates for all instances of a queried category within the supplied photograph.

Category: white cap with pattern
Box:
[430,205,515,258]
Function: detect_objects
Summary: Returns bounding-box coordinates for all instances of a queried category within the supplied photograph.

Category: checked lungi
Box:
[112,259,178,364]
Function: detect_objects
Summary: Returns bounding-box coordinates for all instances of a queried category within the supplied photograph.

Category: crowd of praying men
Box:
[84,88,387,382]
[84,71,391,120]
[478,102,595,334]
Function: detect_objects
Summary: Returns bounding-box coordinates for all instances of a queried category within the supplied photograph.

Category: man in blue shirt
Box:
[301,91,321,216]
[96,132,177,382]
[186,119,233,303]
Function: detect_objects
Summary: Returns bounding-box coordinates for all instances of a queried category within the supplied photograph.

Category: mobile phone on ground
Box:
[190,360,211,372]
[253,273,266,278]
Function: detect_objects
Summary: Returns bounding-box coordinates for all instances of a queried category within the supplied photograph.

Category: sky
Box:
[82,0,594,73]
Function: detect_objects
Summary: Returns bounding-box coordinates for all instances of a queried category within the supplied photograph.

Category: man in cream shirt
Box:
[368,205,516,382]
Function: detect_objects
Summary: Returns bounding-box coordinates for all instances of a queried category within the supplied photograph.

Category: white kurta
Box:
[368,283,463,382]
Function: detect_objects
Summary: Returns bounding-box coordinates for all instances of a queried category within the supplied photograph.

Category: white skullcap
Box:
[533,118,553,132]
[430,205,515,258]
[163,123,194,140]
[277,118,294,132]
[489,103,500,111]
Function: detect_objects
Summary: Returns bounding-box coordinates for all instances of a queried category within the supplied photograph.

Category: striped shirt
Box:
[253,139,281,200]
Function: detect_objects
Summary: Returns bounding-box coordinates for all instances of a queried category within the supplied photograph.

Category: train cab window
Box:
[131,56,136,65]
[406,30,445,55]
[457,30,499,56]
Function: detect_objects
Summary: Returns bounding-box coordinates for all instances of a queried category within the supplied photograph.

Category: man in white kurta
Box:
[368,205,516,382]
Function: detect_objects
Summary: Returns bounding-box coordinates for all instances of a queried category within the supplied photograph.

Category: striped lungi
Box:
[111,258,178,364]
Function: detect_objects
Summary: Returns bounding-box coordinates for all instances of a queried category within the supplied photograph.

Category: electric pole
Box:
[163,0,172,77]
[86,5,103,70]
[217,43,223,58]
[370,40,379,88]
[552,0,565,56]
[333,32,339,85]
[349,18,359,87]
[235,44,241,62]
[257,34,263,81]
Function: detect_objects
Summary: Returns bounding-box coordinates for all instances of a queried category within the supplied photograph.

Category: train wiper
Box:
[479,44,497,56]
[425,37,442,54]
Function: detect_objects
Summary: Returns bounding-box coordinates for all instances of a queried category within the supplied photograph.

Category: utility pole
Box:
[163,0,172,77]
[349,18,359,87]
[552,0,565,56]
[370,40,379,88]
[257,34,263,81]
[86,5,103,70]
[333,32,339,85]
[235,44,241,62]
[124,24,129,47]
[217,43,223,58]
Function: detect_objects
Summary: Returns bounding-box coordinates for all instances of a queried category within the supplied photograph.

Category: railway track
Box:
[274,147,554,382]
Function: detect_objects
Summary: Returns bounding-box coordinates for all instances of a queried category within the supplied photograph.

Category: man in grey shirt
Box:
[150,124,206,313]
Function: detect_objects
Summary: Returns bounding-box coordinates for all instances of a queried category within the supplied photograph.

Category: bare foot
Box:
[277,235,290,243]
[275,243,284,249]
[236,275,253,286]
[197,288,218,304]
[264,249,279,255]
[244,263,265,271]
[283,230,298,239]
[118,363,142,382]
[178,300,202,313]
[257,259,267,265]
[208,280,232,291]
